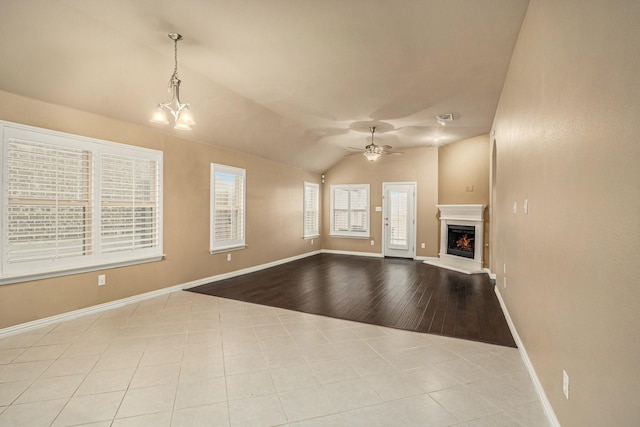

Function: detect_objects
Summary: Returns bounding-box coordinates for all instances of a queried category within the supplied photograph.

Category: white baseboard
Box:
[484,268,496,279]
[182,250,322,290]
[321,249,383,258]
[413,256,436,262]
[494,287,560,427]
[0,250,321,338]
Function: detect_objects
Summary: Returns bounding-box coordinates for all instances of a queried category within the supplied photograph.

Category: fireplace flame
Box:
[456,234,472,250]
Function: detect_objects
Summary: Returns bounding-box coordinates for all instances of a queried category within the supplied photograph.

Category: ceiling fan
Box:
[348,127,404,161]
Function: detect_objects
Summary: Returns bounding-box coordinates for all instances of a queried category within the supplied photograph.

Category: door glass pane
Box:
[389,191,408,248]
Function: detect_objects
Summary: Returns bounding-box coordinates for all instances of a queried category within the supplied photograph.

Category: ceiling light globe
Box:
[150,106,169,124]
[177,106,195,126]
[364,152,381,161]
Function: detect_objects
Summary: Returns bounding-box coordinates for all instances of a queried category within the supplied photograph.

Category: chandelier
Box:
[150,33,195,130]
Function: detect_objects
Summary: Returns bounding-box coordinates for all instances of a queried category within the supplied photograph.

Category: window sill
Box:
[0,255,165,286]
[210,245,246,255]
[303,235,320,240]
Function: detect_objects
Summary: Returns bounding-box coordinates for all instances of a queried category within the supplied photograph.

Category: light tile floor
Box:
[0,291,550,426]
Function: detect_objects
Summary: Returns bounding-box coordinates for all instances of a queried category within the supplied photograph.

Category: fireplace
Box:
[424,204,486,274]
[447,225,475,259]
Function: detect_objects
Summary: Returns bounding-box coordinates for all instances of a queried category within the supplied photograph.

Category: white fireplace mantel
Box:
[424,204,486,274]
[437,204,485,222]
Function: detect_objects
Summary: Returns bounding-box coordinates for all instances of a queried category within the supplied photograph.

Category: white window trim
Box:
[303,181,320,239]
[210,163,246,253]
[0,120,163,285]
[329,184,370,238]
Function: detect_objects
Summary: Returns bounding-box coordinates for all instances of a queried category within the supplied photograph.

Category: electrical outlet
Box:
[311,239,314,245]
[421,243,426,249]
[523,199,529,214]
[98,274,106,286]
[370,240,374,246]
[563,370,570,399]
[513,200,517,214]
[503,263,507,274]
[503,276,507,289]
[227,253,231,262]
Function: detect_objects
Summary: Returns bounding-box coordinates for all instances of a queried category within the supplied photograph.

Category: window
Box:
[0,121,163,284]
[330,184,370,237]
[100,154,159,256]
[210,163,245,252]
[303,182,320,238]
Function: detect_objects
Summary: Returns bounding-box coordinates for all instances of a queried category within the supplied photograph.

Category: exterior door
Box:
[382,182,416,258]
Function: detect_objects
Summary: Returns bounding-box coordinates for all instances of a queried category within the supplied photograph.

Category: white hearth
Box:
[424,204,486,274]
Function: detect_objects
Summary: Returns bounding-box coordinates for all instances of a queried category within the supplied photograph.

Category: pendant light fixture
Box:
[150,33,195,130]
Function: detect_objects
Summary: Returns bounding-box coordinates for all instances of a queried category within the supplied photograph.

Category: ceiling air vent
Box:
[435,113,454,122]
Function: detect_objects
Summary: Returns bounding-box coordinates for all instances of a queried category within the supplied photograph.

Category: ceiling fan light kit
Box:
[150,33,195,130]
[350,126,403,161]
[364,127,382,161]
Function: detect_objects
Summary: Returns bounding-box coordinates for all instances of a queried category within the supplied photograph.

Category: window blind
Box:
[211,164,245,251]
[1,121,163,283]
[303,182,319,238]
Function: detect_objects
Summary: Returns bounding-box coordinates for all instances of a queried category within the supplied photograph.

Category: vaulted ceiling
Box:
[0,0,529,173]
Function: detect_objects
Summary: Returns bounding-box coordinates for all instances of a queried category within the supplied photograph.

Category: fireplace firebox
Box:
[447,225,475,259]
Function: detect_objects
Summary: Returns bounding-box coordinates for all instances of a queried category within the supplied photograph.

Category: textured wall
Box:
[492,0,640,425]
[0,91,320,329]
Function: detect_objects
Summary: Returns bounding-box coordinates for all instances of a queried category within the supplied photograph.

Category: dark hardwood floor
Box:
[188,253,516,347]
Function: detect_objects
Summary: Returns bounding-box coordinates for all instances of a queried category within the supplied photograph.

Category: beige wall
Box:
[438,134,491,266]
[322,147,439,258]
[0,91,320,329]
[492,0,640,425]
[438,135,490,205]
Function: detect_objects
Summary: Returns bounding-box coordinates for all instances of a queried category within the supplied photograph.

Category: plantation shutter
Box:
[211,164,245,251]
[6,139,93,265]
[388,191,408,247]
[332,188,350,232]
[100,154,159,255]
[349,187,368,232]
[303,182,319,238]
[1,121,163,284]
[330,184,369,237]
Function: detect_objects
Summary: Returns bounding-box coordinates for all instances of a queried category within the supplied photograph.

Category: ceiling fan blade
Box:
[381,145,393,150]
[347,146,365,152]
[385,151,404,155]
